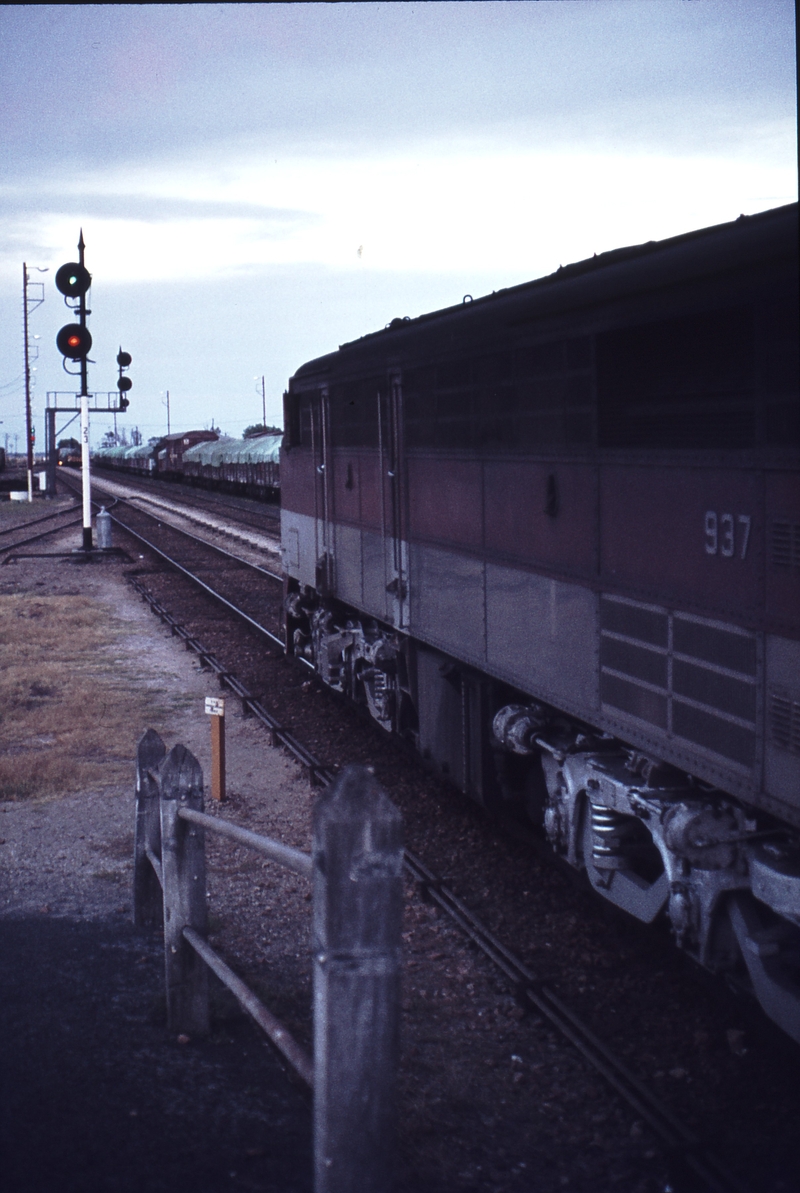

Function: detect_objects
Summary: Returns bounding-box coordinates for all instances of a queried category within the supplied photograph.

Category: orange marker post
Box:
[205,696,226,802]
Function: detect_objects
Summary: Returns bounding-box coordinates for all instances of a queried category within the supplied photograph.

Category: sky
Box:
[0,1,796,450]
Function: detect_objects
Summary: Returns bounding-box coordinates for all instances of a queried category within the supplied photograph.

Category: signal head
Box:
[117,376,133,392]
[119,394,130,411]
[56,323,93,360]
[55,262,91,298]
[117,350,132,368]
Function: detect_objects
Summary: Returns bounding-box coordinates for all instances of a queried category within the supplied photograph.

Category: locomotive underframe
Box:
[285,577,800,1044]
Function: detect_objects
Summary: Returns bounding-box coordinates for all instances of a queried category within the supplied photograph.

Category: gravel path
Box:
[0,535,313,1193]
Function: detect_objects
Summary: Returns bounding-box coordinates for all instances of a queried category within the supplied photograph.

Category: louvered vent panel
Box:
[769,692,800,755]
[600,596,758,770]
[772,521,800,569]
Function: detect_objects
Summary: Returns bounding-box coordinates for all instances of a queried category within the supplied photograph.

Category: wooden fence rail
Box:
[132,730,403,1193]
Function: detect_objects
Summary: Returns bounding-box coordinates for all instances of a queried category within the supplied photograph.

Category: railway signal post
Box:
[117,349,132,410]
[55,232,94,550]
[53,233,132,549]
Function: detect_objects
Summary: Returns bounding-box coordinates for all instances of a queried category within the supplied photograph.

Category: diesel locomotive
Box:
[280,203,800,1042]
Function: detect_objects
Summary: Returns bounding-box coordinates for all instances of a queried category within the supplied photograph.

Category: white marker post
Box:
[80,392,92,550]
[205,696,226,802]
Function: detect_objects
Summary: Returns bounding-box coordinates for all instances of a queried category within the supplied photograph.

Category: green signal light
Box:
[55,262,91,298]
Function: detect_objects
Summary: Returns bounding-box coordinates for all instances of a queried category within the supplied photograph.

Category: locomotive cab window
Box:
[329,376,382,448]
[404,339,593,452]
[596,308,756,449]
[284,389,321,449]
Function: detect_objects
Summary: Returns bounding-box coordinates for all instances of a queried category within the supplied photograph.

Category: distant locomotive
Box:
[57,438,82,468]
[281,203,800,1042]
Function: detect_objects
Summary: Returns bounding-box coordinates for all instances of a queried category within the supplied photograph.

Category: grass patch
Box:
[0,593,167,801]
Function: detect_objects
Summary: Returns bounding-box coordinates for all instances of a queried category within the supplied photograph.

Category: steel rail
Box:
[92,465,281,527]
[58,472,282,582]
[121,553,748,1192]
[0,512,85,556]
[401,850,747,1193]
[128,578,326,782]
[113,501,282,580]
[0,499,80,537]
[105,504,285,648]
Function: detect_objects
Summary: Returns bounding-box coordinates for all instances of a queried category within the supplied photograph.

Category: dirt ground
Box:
[0,524,315,1192]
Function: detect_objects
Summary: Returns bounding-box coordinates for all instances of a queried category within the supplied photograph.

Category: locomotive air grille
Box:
[772,521,800,569]
[769,692,800,755]
[600,596,758,770]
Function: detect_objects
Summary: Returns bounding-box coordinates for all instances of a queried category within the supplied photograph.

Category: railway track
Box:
[57,473,285,647]
[84,480,752,1193]
[89,466,280,535]
[0,498,83,557]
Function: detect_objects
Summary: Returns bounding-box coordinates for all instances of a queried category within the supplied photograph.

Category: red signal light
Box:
[56,323,92,360]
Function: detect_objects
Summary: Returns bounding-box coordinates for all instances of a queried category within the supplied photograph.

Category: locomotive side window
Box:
[596,308,754,449]
[758,295,800,446]
[284,389,319,448]
[299,395,315,447]
[284,392,300,447]
[510,337,593,448]
[329,376,382,447]
[404,366,438,448]
[404,339,593,450]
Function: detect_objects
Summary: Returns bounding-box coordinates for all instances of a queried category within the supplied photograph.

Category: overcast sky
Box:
[0,1,796,449]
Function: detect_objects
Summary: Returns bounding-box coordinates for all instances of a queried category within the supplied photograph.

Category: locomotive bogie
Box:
[284,579,800,1041]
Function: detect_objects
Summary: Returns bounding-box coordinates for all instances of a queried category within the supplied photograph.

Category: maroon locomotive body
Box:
[281,204,800,1041]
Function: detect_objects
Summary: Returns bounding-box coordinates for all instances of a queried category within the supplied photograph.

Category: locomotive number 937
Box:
[280,204,800,1043]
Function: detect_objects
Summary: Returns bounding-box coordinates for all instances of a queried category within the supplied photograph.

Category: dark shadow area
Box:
[0,914,312,1193]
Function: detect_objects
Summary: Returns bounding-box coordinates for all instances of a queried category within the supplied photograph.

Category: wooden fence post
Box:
[133,728,166,930]
[313,765,403,1193]
[158,743,210,1036]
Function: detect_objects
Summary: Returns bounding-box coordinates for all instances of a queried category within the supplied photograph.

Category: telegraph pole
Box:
[261,375,266,428]
[23,263,34,501]
[22,264,46,501]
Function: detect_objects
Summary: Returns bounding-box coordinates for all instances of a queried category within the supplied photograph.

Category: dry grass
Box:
[0,594,161,800]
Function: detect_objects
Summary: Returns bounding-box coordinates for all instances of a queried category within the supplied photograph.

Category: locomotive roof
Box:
[292,201,798,381]
[161,430,219,443]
